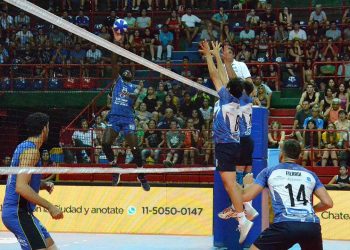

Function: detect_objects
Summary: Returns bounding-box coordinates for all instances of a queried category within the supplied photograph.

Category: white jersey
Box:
[255,162,324,223]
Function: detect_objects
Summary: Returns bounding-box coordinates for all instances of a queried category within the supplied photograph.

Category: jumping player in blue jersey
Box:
[199,40,253,243]
[101,26,150,191]
[2,113,63,250]
[242,139,333,250]
[217,45,259,222]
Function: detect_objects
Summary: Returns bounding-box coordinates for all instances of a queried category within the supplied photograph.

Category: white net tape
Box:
[0,167,215,175]
[4,0,219,97]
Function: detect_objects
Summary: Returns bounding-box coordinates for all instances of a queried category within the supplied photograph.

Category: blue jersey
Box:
[2,141,42,214]
[109,76,137,118]
[239,93,253,137]
[255,162,324,224]
[213,87,241,144]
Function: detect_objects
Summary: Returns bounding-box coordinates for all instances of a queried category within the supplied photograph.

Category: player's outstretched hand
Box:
[199,40,211,56]
[210,41,221,58]
[222,45,233,63]
[48,204,64,220]
[243,173,254,186]
[113,30,123,43]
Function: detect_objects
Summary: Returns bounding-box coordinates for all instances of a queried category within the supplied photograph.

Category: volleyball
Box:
[113,18,128,33]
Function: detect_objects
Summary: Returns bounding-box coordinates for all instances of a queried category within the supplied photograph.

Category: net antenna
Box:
[3,0,219,97]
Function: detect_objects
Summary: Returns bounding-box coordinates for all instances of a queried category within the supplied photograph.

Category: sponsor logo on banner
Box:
[0,186,212,235]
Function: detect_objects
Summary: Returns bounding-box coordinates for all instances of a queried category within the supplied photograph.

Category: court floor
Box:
[0,232,349,250]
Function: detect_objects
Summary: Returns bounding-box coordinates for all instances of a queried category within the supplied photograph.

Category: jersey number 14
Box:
[285,184,308,207]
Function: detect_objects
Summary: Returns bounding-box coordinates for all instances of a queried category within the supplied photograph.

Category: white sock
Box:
[231,204,236,210]
[244,201,253,211]
[236,211,247,225]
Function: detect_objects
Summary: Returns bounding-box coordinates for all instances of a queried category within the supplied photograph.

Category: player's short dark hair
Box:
[282,139,301,160]
[243,80,254,96]
[25,112,49,137]
[227,78,243,98]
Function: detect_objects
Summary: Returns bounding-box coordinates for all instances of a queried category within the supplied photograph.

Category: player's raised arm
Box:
[199,40,223,92]
[211,41,229,87]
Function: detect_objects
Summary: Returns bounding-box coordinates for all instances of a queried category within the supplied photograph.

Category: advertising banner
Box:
[0,186,213,235]
[315,190,350,240]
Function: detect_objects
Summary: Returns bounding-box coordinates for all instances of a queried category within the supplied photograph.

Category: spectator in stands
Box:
[303,107,324,130]
[200,21,218,42]
[181,7,202,45]
[235,43,251,62]
[0,43,9,64]
[143,27,156,61]
[268,121,285,148]
[135,102,152,127]
[15,24,34,49]
[211,7,228,30]
[99,26,112,41]
[308,21,325,43]
[35,28,49,47]
[75,10,90,29]
[2,155,11,166]
[180,56,193,78]
[136,9,152,28]
[302,119,321,167]
[183,118,199,165]
[191,109,205,131]
[260,5,276,26]
[305,45,319,61]
[328,165,350,188]
[292,100,311,142]
[14,10,30,28]
[51,42,69,65]
[124,10,136,29]
[337,54,350,81]
[343,9,350,24]
[336,83,349,111]
[132,0,153,11]
[322,38,339,59]
[246,9,260,27]
[160,95,177,115]
[202,121,213,165]
[335,110,350,147]
[289,21,307,41]
[289,40,304,63]
[49,26,65,46]
[297,83,320,111]
[309,4,328,27]
[164,120,184,167]
[130,29,145,57]
[325,98,342,124]
[320,87,335,115]
[274,24,288,43]
[199,98,213,129]
[326,21,342,42]
[166,10,181,42]
[221,24,235,47]
[303,59,314,84]
[344,23,350,41]
[191,88,211,109]
[61,10,73,23]
[157,24,173,61]
[142,86,157,112]
[156,81,167,102]
[0,10,13,30]
[279,7,292,27]
[254,84,270,109]
[104,10,118,28]
[72,119,98,163]
[240,23,255,44]
[179,92,195,119]
[253,76,272,102]
[142,119,164,164]
[70,43,85,65]
[321,122,339,167]
[86,43,103,76]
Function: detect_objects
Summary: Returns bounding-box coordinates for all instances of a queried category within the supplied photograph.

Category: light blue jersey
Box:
[213,87,241,144]
[239,92,253,137]
[109,76,137,119]
[255,162,324,224]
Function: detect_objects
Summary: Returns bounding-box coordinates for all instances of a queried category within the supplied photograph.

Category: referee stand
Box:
[213,107,269,249]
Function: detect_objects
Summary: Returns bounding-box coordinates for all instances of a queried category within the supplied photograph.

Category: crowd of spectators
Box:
[2,1,350,168]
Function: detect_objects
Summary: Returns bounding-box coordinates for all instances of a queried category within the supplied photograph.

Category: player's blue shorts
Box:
[107,115,135,135]
[2,211,51,250]
[215,142,240,172]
